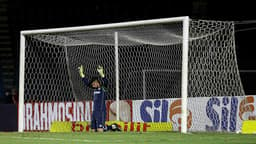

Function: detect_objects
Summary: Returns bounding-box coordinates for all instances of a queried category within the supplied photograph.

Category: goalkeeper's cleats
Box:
[78,65,85,78]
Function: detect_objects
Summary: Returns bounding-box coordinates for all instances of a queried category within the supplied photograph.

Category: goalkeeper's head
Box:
[89,77,101,89]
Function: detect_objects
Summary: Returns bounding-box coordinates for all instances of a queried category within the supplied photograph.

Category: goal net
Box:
[19,17,244,133]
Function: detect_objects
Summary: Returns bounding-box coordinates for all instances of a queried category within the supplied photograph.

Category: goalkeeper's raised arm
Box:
[78,65,108,88]
[97,65,108,87]
[78,65,90,87]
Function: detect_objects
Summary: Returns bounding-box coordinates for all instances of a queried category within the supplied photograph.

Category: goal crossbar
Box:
[21,16,188,35]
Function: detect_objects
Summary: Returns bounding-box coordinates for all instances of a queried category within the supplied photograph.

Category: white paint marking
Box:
[10,136,103,143]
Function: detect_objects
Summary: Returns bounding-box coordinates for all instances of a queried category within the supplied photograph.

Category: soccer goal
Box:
[19,16,244,133]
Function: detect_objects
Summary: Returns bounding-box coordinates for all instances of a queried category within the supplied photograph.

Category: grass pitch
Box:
[0,132,255,144]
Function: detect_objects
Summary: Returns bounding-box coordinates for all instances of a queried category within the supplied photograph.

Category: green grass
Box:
[0,132,255,144]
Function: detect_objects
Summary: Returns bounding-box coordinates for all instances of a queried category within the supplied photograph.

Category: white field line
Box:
[10,136,103,143]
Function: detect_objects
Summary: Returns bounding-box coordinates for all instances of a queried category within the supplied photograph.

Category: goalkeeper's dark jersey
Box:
[82,77,108,111]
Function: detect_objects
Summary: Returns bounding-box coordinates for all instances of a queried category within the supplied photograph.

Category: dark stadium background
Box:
[1,0,256,99]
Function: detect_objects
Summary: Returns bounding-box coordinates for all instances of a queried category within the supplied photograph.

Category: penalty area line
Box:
[10,136,104,143]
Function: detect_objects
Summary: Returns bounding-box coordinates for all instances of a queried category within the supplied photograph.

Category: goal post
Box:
[114,31,120,121]
[181,17,189,133]
[18,33,26,132]
[19,16,244,133]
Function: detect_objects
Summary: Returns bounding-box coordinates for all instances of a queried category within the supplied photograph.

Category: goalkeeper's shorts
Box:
[91,111,106,130]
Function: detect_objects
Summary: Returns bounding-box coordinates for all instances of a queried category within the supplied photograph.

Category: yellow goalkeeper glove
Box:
[78,65,85,78]
[97,65,105,78]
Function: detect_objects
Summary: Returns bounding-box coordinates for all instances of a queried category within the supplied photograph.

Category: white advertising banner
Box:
[24,101,92,131]
[132,96,256,132]
[23,96,256,132]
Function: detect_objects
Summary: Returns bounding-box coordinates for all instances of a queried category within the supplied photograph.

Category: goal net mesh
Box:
[23,19,244,131]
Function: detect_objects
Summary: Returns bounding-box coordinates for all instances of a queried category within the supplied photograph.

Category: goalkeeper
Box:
[78,65,108,132]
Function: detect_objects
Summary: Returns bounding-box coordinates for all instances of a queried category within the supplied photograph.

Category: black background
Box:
[6,0,256,94]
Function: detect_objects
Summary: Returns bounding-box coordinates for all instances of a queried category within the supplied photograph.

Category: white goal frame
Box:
[19,16,190,133]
